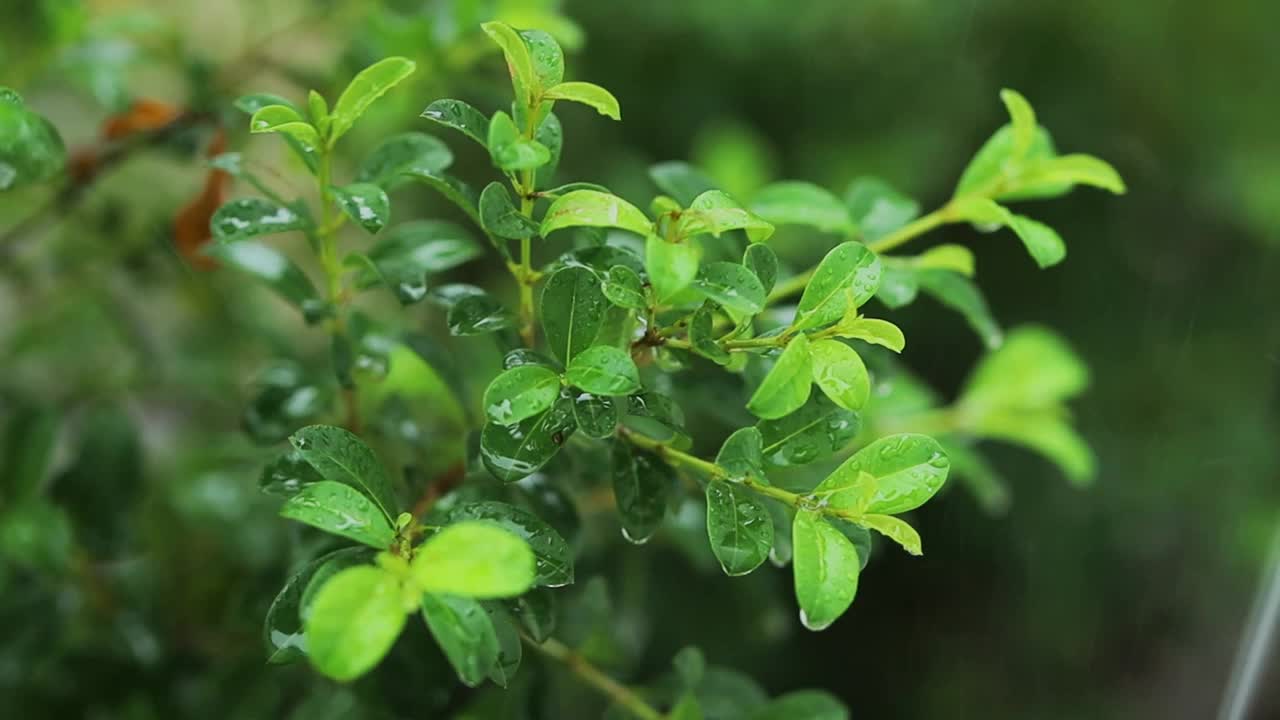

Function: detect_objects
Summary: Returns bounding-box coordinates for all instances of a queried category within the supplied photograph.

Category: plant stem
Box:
[513,106,541,347]
[522,634,663,720]
[315,150,360,432]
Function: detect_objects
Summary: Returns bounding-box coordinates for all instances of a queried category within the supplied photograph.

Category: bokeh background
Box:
[1,1,1277,718]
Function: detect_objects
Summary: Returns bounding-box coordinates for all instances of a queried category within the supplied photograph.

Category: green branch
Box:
[522,634,663,720]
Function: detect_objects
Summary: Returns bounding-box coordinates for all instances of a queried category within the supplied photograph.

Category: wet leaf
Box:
[305,565,406,681]
[483,365,562,425]
[610,441,672,544]
[330,56,417,143]
[447,501,573,587]
[828,316,905,353]
[602,264,647,309]
[480,181,538,239]
[263,547,369,664]
[808,340,870,411]
[565,345,641,396]
[420,593,499,687]
[857,514,922,555]
[689,302,730,365]
[359,220,482,304]
[791,511,859,631]
[757,395,860,468]
[0,88,66,189]
[571,393,620,439]
[356,132,453,189]
[692,261,766,316]
[747,334,813,420]
[843,176,919,241]
[248,104,321,151]
[482,22,537,107]
[411,521,536,598]
[280,481,396,549]
[211,198,307,242]
[481,395,577,482]
[677,190,774,242]
[541,189,651,237]
[706,482,773,576]
[716,427,765,481]
[206,241,320,315]
[540,266,608,363]
[811,434,949,514]
[421,98,489,148]
[332,182,390,234]
[792,242,881,332]
[543,81,621,120]
[645,234,701,302]
[289,425,399,522]
[743,244,778,296]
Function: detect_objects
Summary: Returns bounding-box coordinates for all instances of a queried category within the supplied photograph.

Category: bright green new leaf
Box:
[915,243,975,276]
[706,482,774,576]
[540,266,608,363]
[289,425,399,522]
[306,90,329,128]
[481,22,537,107]
[248,104,321,150]
[542,81,621,120]
[279,481,397,549]
[330,56,417,143]
[750,181,855,235]
[487,110,551,170]
[1000,88,1037,157]
[857,513,923,555]
[645,235,701,302]
[479,182,538,239]
[960,325,1088,411]
[792,511,860,631]
[808,339,870,411]
[1019,153,1127,196]
[747,334,813,420]
[356,132,453,189]
[830,316,905,353]
[950,196,1066,268]
[974,410,1096,485]
[483,365,562,425]
[610,442,672,544]
[448,501,574,587]
[565,345,641,396]
[792,242,881,332]
[811,434,949,515]
[541,189,652,237]
[420,593,500,687]
[677,190,774,242]
[671,693,705,720]
[332,182,390,234]
[205,241,320,315]
[844,176,920,241]
[211,198,307,242]
[411,521,536,598]
[421,99,489,148]
[480,395,577,482]
[692,262,767,315]
[915,269,1003,349]
[304,565,406,681]
[602,265,647,309]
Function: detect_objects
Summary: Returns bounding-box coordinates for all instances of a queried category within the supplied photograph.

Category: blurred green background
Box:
[1,0,1277,718]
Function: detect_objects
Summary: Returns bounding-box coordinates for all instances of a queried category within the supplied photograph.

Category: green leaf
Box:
[521,29,565,90]
[953,122,1061,199]
[304,565,407,681]
[671,693,705,720]
[248,104,321,150]
[289,425,398,522]
[602,265,647,309]
[479,181,538,239]
[565,345,641,396]
[621,392,687,444]
[692,261,767,315]
[430,284,515,336]
[541,190,651,237]
[1000,88,1037,157]
[359,220,482,304]
[610,441,672,544]
[915,243,975,275]
[645,235,701,302]
[750,690,849,720]
[915,269,1003,349]
[480,395,577,482]
[829,316,905,353]
[263,547,368,664]
[507,588,557,643]
[411,521,537,598]
[211,198,307,242]
[650,161,719,207]
[330,56,417,143]
[482,22,537,107]
[677,190,774,242]
[750,181,854,235]
[279,481,397,549]
[808,340,870,411]
[487,110,551,170]
[206,241,321,315]
[542,81,621,120]
[938,440,1010,515]
[572,393,620,439]
[448,501,573,588]
[689,302,730,365]
[972,410,1095,485]
[420,593,499,687]
[483,365,562,425]
[356,132,453,189]
[332,183,390,234]
[260,449,323,498]
[811,434,949,515]
[540,267,609,363]
[307,89,329,128]
[673,646,706,689]
[0,88,66,190]
[743,244,778,295]
[1018,153,1126,195]
[757,394,860,468]
[706,482,773,576]
[791,511,860,630]
[242,364,329,444]
[421,99,489,148]
[857,513,922,555]
[793,242,881,332]
[747,334,813,420]
[844,176,920,241]
[1,404,59,501]
[716,427,765,481]
[534,112,563,189]
[960,325,1088,411]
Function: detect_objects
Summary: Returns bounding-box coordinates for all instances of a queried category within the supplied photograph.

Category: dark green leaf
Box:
[540,266,608,363]
[565,345,641,396]
[792,511,859,631]
[916,269,1002,349]
[507,587,557,642]
[649,161,719,207]
[447,501,573,587]
[332,182,390,234]
[207,241,320,314]
[479,181,538,239]
[692,261,766,315]
[706,482,773,576]
[431,284,515,336]
[305,565,406,681]
[610,441,672,544]
[534,111,563,189]
[356,132,453,189]
[757,395,860,468]
[421,99,489,148]
[263,547,369,664]
[716,427,765,481]
[689,302,730,365]
[360,220,482,304]
[420,594,499,688]
[750,181,854,235]
[621,392,687,444]
[486,604,523,687]
[211,198,307,242]
[289,424,398,522]
[1,404,59,501]
[400,168,483,229]
[750,690,848,720]
[481,395,577,482]
[572,393,621,439]
[521,29,565,91]
[243,364,330,444]
[260,449,324,498]
[602,264,647,309]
